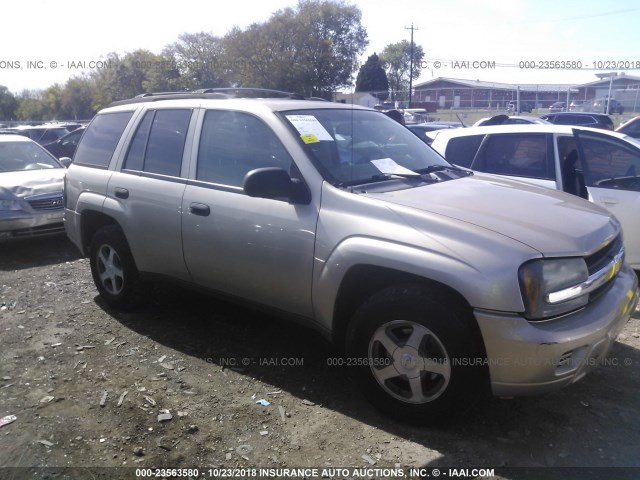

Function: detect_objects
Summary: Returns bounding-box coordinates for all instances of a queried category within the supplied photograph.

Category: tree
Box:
[222,0,368,98]
[42,84,64,120]
[15,90,45,121]
[355,53,388,100]
[380,40,424,100]
[0,86,18,121]
[61,77,96,120]
[91,50,178,107]
[163,32,229,90]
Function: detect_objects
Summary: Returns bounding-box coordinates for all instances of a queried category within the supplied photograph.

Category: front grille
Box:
[586,235,623,274]
[25,192,64,211]
[585,235,624,301]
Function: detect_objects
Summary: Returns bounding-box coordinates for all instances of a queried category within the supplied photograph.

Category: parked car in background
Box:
[473,115,551,126]
[616,116,640,138]
[64,89,638,423]
[593,98,624,115]
[401,108,433,124]
[507,101,533,113]
[0,135,67,240]
[569,100,587,112]
[9,124,70,145]
[548,102,566,113]
[406,122,461,144]
[540,112,614,130]
[43,126,85,159]
[429,124,640,269]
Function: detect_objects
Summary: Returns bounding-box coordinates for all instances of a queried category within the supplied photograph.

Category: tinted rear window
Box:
[444,135,484,167]
[74,112,134,168]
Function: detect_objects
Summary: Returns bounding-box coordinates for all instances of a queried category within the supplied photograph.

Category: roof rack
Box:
[108,87,309,107]
[194,87,305,99]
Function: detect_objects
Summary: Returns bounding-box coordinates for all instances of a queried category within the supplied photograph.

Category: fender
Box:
[312,236,530,333]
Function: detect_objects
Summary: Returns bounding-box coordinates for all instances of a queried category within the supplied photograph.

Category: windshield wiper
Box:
[339,172,431,187]
[414,164,473,176]
[337,164,472,188]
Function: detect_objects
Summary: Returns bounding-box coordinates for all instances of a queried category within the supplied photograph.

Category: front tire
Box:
[346,284,488,424]
[89,225,146,310]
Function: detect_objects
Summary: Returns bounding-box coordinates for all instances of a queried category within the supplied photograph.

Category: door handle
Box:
[114,187,129,199]
[189,203,210,216]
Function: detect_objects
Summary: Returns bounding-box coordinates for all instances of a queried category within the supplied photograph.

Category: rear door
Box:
[573,128,640,267]
[106,108,194,280]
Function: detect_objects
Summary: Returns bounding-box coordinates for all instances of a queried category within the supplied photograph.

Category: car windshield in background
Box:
[0,141,62,172]
[282,109,454,186]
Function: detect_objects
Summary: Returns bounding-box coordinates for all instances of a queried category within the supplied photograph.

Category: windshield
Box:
[282,108,452,186]
[0,141,63,172]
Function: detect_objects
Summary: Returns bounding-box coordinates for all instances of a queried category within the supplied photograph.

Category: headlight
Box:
[0,199,22,211]
[519,257,589,320]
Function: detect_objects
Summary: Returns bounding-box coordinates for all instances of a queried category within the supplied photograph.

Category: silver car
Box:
[0,134,66,240]
[64,91,639,424]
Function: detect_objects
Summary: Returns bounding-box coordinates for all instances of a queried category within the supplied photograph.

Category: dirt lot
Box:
[1,235,640,480]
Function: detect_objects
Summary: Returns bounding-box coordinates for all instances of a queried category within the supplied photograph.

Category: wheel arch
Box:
[331,265,482,354]
[79,210,120,256]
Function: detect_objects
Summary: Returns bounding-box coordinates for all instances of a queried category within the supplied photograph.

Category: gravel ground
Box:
[1,235,639,480]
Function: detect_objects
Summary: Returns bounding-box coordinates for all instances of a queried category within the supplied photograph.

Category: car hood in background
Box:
[0,168,66,198]
[364,174,618,258]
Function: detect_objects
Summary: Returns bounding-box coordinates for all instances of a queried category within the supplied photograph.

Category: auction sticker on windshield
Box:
[371,158,420,176]
[286,115,333,143]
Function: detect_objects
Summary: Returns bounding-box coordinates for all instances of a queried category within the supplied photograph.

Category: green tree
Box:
[164,32,229,90]
[61,76,96,120]
[355,53,389,100]
[42,84,64,120]
[380,40,424,100]
[91,50,178,107]
[15,90,45,121]
[222,0,368,98]
[0,86,18,121]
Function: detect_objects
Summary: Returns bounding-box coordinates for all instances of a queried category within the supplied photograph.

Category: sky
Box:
[2,0,640,93]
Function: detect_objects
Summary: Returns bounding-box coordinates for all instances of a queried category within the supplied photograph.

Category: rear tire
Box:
[346,284,488,424]
[89,225,146,310]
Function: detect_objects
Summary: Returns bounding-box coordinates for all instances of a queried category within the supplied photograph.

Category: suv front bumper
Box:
[475,264,639,397]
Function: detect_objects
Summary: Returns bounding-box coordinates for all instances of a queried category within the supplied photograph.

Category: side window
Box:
[62,130,81,147]
[74,112,134,168]
[621,120,640,137]
[196,110,292,187]
[552,115,576,125]
[444,135,483,168]
[123,109,192,176]
[477,134,552,179]
[573,116,594,126]
[580,135,640,191]
[123,111,153,171]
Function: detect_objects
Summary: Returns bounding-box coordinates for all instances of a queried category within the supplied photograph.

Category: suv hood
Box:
[0,169,66,198]
[364,174,618,257]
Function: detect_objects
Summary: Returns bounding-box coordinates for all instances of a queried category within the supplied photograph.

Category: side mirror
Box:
[59,157,72,168]
[243,167,310,204]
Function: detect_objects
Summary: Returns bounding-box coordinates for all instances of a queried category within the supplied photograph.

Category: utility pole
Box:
[606,72,616,114]
[405,23,418,108]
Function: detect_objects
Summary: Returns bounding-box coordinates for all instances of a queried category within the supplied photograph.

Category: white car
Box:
[429,124,640,269]
[0,134,67,240]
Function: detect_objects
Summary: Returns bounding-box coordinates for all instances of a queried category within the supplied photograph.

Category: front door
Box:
[181,109,319,316]
[573,128,640,267]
